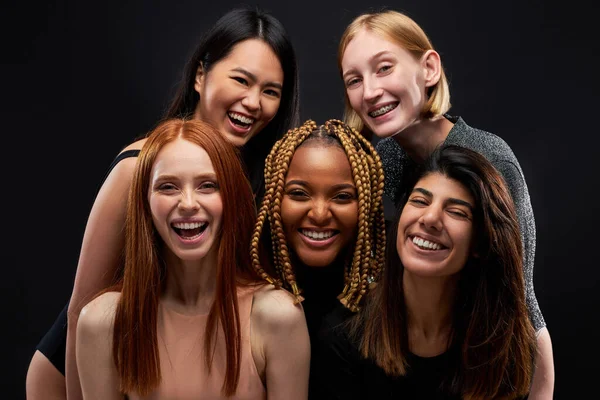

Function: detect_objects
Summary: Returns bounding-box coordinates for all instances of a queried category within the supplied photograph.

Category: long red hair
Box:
[113,118,259,396]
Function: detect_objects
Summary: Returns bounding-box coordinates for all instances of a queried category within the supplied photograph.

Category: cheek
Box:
[149,196,166,219]
[338,204,359,235]
[210,197,224,225]
[347,89,363,111]
[262,99,281,121]
[395,212,413,254]
[280,199,298,234]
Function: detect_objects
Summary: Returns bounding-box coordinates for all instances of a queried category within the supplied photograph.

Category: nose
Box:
[419,206,443,231]
[178,190,200,212]
[363,76,384,103]
[307,199,332,225]
[241,88,260,112]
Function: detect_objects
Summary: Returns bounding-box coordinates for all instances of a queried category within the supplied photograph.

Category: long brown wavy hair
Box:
[351,145,536,399]
[112,118,260,397]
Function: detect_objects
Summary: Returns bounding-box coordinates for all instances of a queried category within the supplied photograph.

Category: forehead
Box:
[151,138,215,176]
[212,38,283,83]
[286,145,352,182]
[342,28,410,68]
[414,173,473,204]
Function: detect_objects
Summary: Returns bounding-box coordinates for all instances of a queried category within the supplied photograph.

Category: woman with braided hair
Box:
[250,118,386,398]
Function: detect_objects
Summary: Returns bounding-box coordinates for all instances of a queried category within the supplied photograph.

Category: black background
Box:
[3,0,599,398]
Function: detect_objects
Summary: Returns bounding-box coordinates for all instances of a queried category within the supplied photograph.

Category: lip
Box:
[227,116,253,136]
[171,218,209,246]
[171,217,207,225]
[405,236,450,260]
[367,101,398,114]
[408,232,447,249]
[298,229,339,249]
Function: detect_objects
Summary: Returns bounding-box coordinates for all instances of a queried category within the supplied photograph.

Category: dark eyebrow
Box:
[332,183,356,191]
[284,179,307,188]
[231,67,283,89]
[342,50,394,79]
[412,187,432,197]
[411,187,473,210]
[285,180,357,196]
[447,198,474,210]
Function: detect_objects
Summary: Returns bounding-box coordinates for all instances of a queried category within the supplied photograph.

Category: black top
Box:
[295,260,347,399]
[35,149,141,375]
[311,303,461,400]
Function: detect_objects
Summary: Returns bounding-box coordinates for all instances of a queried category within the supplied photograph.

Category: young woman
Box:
[26,7,300,400]
[76,118,309,399]
[314,145,536,399]
[337,10,553,397]
[250,119,386,398]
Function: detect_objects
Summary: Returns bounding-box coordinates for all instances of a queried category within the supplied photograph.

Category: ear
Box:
[194,63,205,94]
[421,50,442,88]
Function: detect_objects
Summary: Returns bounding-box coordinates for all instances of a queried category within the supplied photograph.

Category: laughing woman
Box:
[26,7,300,400]
[76,119,309,400]
[250,119,386,398]
[314,145,536,399]
[337,9,553,397]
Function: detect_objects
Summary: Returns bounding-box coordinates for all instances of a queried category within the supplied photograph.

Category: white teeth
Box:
[228,112,254,124]
[412,236,442,250]
[301,229,335,240]
[172,222,206,230]
[369,103,397,117]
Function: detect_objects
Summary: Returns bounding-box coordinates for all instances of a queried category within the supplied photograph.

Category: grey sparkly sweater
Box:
[375,115,545,331]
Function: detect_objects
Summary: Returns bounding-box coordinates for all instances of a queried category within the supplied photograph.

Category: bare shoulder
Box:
[121,138,147,152]
[251,285,306,332]
[78,292,121,334]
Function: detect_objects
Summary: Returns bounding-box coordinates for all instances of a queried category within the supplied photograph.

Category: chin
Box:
[297,254,336,268]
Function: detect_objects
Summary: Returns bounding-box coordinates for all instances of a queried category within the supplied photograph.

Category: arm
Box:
[66,140,145,400]
[530,327,555,400]
[76,292,123,400]
[251,287,310,400]
[496,160,555,398]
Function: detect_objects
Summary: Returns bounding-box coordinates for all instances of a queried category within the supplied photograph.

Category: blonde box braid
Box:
[251,119,386,311]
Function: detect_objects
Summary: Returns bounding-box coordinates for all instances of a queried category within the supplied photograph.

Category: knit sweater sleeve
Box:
[494,159,545,331]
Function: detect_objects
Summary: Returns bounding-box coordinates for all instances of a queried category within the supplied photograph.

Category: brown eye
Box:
[158,183,177,192]
[346,77,361,87]
[198,181,218,193]
[334,192,355,201]
[232,76,248,85]
[287,189,309,199]
[408,198,427,206]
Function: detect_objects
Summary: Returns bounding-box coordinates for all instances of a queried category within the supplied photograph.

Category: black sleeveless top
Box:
[35,149,141,375]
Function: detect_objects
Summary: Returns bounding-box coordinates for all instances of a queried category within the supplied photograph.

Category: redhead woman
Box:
[26,7,300,400]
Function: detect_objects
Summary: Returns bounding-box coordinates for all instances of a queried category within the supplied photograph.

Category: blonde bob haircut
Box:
[338,10,451,134]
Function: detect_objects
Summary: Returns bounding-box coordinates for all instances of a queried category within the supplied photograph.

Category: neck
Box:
[162,246,219,315]
[392,116,454,163]
[403,270,458,356]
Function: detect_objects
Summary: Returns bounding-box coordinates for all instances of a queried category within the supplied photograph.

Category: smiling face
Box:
[396,172,475,278]
[341,28,437,138]
[194,38,284,147]
[281,144,359,268]
[149,138,223,262]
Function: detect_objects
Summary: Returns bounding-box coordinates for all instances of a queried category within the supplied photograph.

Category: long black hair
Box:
[164,6,300,198]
